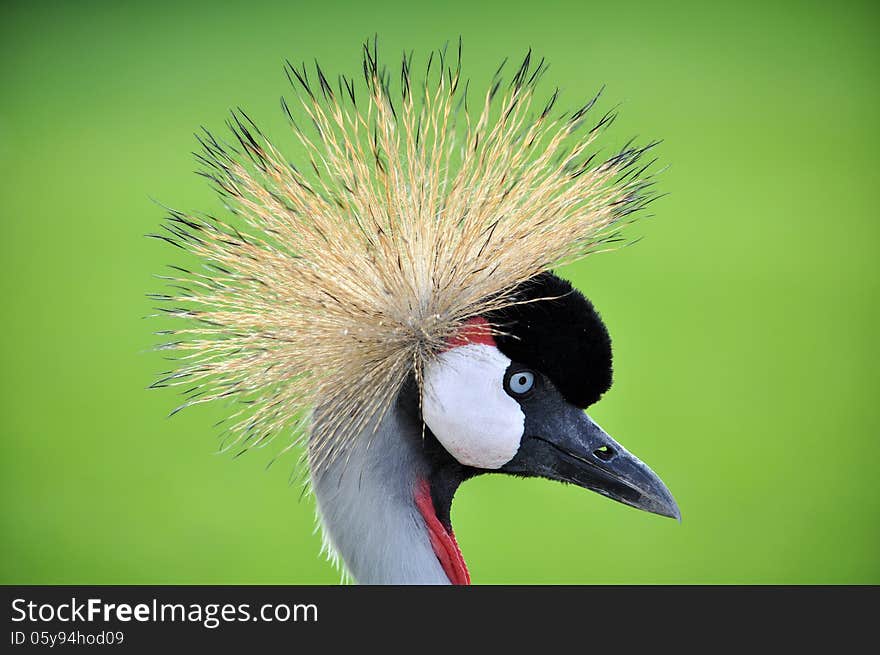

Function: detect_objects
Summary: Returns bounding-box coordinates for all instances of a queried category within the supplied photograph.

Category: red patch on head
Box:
[414,479,471,585]
[444,316,496,350]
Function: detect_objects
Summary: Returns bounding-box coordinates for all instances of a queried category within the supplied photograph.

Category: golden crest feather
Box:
[150,39,660,472]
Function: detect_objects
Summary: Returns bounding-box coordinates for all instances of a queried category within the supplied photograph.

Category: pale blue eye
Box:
[507,370,534,396]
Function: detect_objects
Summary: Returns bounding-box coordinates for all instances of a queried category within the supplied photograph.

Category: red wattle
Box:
[414,478,471,585]
[444,316,496,350]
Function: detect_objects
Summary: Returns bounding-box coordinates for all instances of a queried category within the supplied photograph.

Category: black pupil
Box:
[517,375,527,386]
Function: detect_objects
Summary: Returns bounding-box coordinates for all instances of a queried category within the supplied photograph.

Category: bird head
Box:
[152,40,674,584]
[421,272,679,532]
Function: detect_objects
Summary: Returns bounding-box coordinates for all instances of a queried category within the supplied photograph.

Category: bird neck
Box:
[309,383,471,584]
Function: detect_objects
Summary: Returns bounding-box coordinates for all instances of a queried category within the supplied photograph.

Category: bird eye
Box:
[505,369,535,397]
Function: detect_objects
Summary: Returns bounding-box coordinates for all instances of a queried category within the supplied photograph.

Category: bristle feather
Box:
[151,41,660,472]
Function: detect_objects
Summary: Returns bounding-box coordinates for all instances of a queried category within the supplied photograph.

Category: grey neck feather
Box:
[309,393,450,585]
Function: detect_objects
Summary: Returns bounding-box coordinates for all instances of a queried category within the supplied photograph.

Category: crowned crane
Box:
[151,40,679,584]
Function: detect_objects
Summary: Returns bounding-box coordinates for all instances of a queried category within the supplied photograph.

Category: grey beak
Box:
[502,399,681,521]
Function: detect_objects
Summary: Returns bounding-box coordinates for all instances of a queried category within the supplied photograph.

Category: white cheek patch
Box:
[422,344,524,469]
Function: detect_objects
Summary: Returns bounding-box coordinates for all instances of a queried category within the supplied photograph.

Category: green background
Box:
[2,0,878,584]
